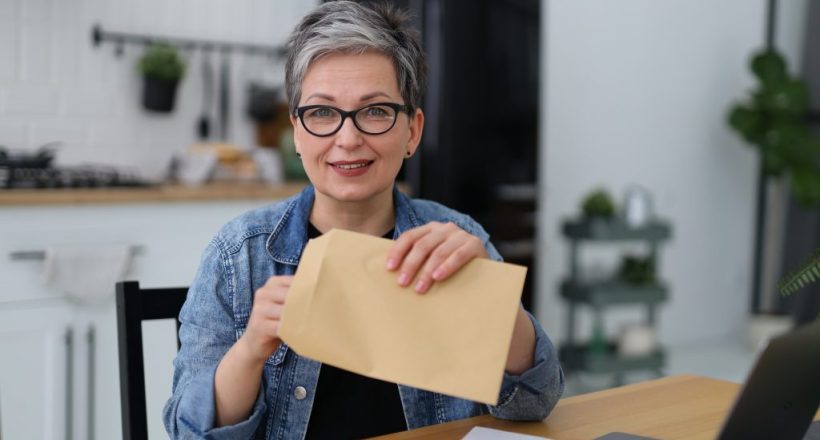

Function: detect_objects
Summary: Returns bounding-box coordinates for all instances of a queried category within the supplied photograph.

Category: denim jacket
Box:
[163,185,564,439]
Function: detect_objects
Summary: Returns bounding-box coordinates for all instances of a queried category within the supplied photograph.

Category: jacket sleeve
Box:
[482,237,565,421]
[162,239,268,439]
[488,311,564,420]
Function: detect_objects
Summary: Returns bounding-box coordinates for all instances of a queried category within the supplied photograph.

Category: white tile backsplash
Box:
[0,0,318,177]
[0,120,29,148]
[30,120,89,150]
[61,88,118,118]
[89,120,139,147]
[0,0,17,17]
[0,15,19,82]
[21,22,52,84]
[4,86,60,116]
[21,0,51,23]
[50,1,83,85]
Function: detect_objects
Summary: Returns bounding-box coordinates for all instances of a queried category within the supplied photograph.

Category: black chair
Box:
[116,281,188,440]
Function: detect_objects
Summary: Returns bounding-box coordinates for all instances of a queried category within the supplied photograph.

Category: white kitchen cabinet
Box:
[0,303,72,440]
[1,193,291,440]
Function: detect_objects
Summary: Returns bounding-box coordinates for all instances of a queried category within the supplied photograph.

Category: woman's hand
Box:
[237,275,293,363]
[387,222,537,374]
[506,307,536,374]
[386,222,489,294]
[215,275,292,427]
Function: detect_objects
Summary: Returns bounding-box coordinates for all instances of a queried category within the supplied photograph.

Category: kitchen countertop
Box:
[0,181,309,206]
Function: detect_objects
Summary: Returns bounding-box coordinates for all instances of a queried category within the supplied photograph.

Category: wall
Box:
[3,0,812,348]
[537,0,809,345]
[0,0,317,178]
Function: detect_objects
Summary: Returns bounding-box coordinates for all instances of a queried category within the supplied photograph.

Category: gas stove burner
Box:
[0,144,155,189]
[1,165,156,189]
[0,143,57,169]
[0,165,154,189]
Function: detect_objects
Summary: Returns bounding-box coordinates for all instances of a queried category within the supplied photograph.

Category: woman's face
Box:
[291,51,423,206]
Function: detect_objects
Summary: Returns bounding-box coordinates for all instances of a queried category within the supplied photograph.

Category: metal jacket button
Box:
[294,386,307,400]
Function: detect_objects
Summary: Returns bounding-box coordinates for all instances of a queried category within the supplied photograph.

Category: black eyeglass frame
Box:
[294,102,413,137]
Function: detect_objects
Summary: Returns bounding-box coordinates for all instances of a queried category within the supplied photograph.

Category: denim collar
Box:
[266,184,423,265]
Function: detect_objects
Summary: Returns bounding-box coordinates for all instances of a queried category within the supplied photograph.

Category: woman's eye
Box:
[365,106,390,117]
[307,107,335,118]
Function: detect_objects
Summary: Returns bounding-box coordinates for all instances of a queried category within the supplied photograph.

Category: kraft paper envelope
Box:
[278,228,527,405]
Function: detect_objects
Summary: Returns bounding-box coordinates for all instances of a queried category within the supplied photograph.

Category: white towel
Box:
[42,244,134,305]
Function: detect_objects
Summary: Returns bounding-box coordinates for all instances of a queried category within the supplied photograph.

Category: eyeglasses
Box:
[295,102,412,137]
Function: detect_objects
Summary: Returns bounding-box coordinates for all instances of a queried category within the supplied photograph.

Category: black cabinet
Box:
[342,0,541,309]
[397,0,541,310]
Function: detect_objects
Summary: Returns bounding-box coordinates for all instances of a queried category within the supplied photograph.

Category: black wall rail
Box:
[91,24,286,57]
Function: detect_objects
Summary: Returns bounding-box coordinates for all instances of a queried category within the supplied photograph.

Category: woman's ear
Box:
[290,115,302,156]
[406,108,425,157]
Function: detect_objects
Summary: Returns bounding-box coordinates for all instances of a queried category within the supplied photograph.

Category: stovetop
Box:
[0,145,154,189]
[0,165,153,189]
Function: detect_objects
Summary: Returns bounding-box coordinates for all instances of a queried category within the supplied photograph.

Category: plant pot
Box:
[142,76,179,113]
[745,313,792,351]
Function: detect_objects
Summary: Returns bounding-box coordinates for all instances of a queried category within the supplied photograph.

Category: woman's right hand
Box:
[238,275,293,363]
[215,275,292,426]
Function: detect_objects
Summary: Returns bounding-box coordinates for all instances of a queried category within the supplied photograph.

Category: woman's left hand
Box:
[387,221,536,374]
[386,221,489,294]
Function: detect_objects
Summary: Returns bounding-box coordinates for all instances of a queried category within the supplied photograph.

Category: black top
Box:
[304,224,407,439]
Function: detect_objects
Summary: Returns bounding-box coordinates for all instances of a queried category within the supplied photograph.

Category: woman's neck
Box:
[309,188,395,237]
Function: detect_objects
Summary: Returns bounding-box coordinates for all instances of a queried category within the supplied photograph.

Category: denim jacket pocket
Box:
[267,343,289,366]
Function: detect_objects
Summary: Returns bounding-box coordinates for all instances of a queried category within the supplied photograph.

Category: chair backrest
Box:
[115,281,188,440]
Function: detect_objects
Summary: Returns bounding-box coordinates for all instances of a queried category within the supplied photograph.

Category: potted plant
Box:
[728,49,820,206]
[618,255,656,285]
[581,188,616,220]
[138,44,185,112]
[727,47,820,320]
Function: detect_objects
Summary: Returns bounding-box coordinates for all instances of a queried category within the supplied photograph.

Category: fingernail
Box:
[432,268,444,280]
[386,258,397,270]
[398,273,410,286]
[415,279,427,293]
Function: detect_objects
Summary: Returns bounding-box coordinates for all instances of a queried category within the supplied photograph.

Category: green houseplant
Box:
[727,45,820,316]
[728,49,820,206]
[779,249,820,319]
[618,255,656,285]
[581,188,616,219]
[138,44,186,112]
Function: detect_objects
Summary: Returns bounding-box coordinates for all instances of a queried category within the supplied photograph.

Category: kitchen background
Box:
[1,1,319,439]
[1,0,818,439]
[0,0,313,176]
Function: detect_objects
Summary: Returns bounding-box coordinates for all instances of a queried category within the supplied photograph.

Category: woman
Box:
[163,2,563,439]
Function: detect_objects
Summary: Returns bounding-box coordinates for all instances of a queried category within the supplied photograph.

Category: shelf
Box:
[561,279,668,306]
[495,239,535,260]
[495,183,537,202]
[562,218,672,241]
[559,343,665,374]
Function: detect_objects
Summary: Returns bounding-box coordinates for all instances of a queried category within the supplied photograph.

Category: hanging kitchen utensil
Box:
[218,51,230,141]
[197,53,213,141]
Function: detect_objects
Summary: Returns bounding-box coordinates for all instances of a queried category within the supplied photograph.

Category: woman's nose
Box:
[334,116,363,149]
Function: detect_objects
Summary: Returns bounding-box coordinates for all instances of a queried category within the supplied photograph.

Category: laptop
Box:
[597,321,820,440]
[716,320,820,440]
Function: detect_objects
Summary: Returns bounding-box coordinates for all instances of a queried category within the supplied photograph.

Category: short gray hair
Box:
[285,1,427,115]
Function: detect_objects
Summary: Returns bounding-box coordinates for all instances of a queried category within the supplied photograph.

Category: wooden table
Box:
[378,375,820,439]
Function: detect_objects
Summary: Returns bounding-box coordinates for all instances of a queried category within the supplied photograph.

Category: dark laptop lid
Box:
[717,320,820,440]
